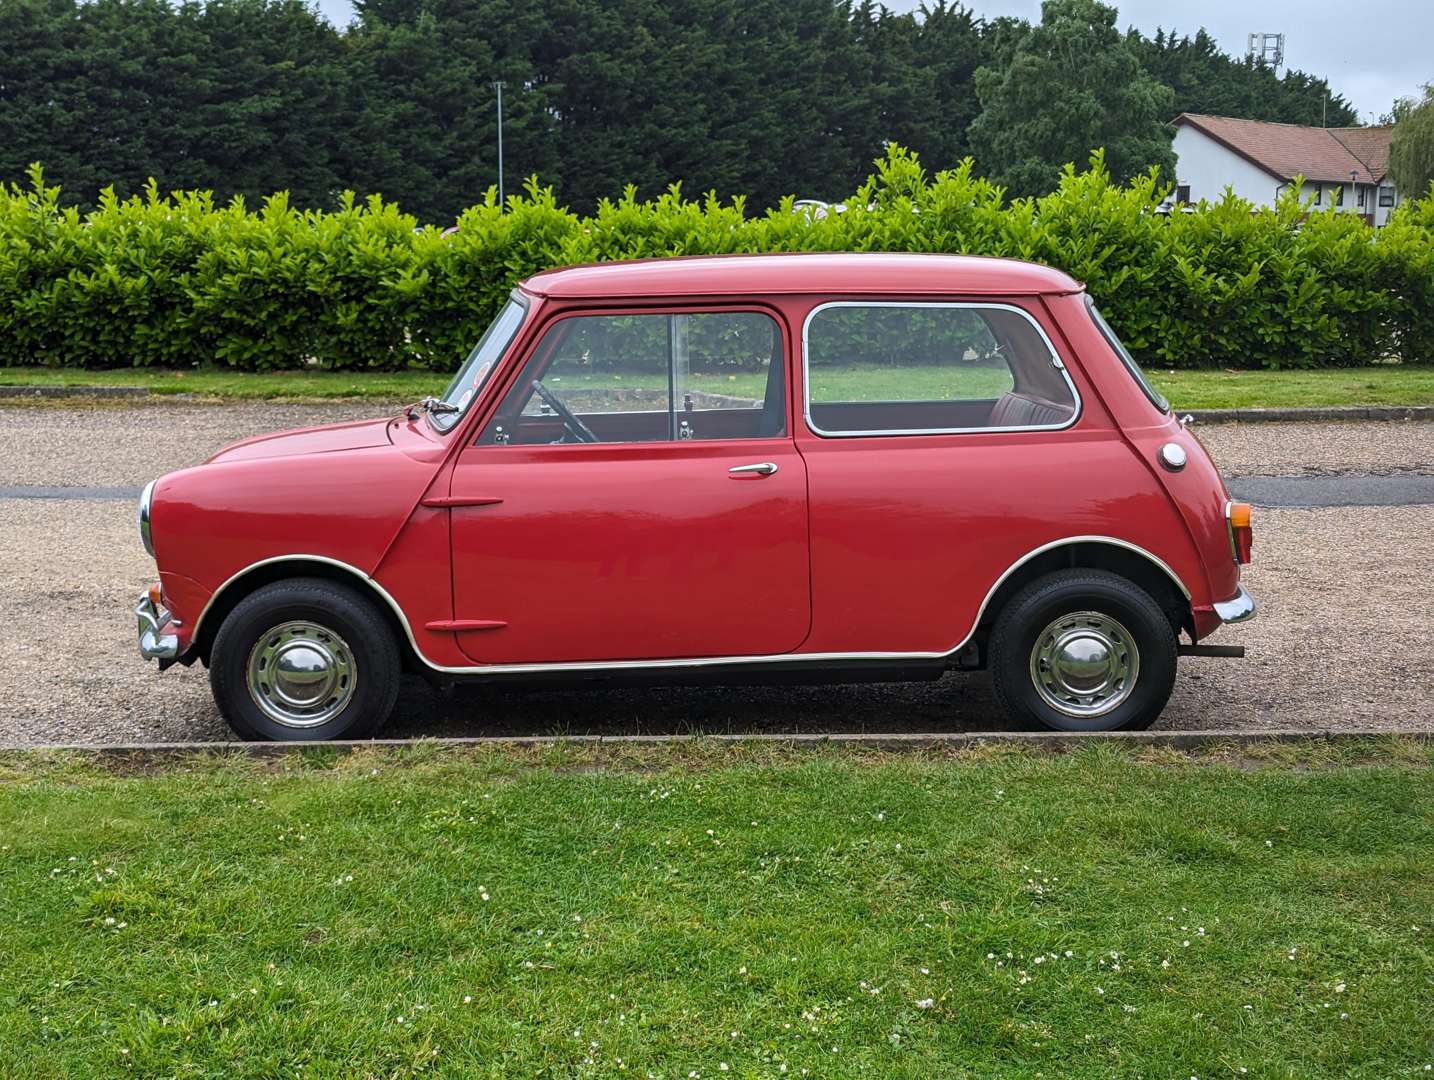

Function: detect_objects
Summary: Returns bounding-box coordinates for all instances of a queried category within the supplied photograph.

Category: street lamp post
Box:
[491,80,507,209]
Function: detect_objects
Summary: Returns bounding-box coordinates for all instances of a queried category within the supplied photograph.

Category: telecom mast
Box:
[1246,32,1285,73]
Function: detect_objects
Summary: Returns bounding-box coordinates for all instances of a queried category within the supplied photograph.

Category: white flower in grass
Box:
[1334,982,1346,993]
[914,998,934,1009]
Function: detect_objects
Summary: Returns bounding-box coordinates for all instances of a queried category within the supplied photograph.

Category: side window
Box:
[803,303,1077,436]
[479,311,785,446]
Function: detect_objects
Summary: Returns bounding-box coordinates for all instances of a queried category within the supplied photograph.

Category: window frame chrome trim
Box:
[186,536,1188,677]
[428,290,530,435]
[799,299,1082,439]
[1085,295,1170,414]
[479,303,789,448]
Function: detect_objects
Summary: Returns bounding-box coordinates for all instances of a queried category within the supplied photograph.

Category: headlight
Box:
[138,479,156,557]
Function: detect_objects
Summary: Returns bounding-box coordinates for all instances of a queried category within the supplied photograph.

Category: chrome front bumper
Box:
[136,592,179,661]
[1213,582,1256,624]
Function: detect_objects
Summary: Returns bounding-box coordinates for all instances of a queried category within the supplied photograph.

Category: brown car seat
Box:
[988,391,1074,429]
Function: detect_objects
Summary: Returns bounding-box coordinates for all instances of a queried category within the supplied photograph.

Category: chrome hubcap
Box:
[245,621,356,729]
[1029,611,1139,718]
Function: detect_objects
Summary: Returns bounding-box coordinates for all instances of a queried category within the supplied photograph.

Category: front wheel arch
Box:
[191,558,420,674]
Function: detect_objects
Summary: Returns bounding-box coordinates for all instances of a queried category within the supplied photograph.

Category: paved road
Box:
[6,472,1434,507]
[1227,473,1434,507]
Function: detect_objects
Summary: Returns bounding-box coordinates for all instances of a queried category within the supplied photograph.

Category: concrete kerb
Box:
[0,384,157,399]
[5,729,1430,760]
[1184,405,1434,423]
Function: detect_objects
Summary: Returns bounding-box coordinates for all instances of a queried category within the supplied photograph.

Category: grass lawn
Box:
[2,740,1431,1078]
[3,364,1433,410]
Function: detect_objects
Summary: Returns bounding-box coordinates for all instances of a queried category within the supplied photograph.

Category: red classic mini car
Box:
[135,253,1254,740]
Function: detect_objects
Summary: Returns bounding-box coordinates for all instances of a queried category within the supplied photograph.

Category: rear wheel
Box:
[209,578,401,741]
[989,569,1177,732]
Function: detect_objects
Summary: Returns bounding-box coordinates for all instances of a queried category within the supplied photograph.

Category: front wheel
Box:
[988,569,1177,732]
[209,578,402,741]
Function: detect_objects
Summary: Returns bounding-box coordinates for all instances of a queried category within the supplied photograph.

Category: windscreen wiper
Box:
[401,396,461,421]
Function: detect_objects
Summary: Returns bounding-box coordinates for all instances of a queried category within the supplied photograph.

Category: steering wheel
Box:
[532,379,599,443]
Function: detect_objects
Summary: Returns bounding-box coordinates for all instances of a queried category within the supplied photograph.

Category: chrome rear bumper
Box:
[136,592,179,661]
[1213,582,1256,624]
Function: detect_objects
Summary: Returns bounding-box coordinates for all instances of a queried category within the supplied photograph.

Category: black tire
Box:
[989,569,1177,732]
[209,577,402,741]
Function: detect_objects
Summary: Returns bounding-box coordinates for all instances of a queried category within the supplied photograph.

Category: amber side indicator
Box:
[1227,501,1253,564]
[148,582,164,607]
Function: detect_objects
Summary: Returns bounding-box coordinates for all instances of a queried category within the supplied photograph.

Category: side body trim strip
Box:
[186,536,1192,676]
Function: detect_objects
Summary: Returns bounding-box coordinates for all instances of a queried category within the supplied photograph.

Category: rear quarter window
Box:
[802,301,1079,436]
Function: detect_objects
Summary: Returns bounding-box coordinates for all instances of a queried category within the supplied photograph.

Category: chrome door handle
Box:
[728,461,778,476]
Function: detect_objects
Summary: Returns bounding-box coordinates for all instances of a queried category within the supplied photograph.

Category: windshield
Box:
[1085,296,1169,413]
[429,294,528,431]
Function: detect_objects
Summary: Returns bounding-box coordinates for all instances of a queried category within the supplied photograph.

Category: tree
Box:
[1388,84,1434,202]
[1131,27,1358,127]
[968,0,1175,198]
[0,0,347,209]
[849,1,986,178]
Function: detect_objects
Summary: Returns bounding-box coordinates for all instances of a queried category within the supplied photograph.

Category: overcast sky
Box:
[312,0,1429,122]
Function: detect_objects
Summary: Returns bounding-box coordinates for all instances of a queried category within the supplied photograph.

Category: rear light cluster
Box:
[1227,501,1253,564]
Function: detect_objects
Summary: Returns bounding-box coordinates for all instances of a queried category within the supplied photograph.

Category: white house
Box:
[1171,113,1399,226]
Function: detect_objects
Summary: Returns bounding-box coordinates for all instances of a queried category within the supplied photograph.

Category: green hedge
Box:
[2,149,1432,372]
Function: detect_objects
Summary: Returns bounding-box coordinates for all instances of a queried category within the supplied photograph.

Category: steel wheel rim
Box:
[1028,610,1140,719]
[245,620,357,729]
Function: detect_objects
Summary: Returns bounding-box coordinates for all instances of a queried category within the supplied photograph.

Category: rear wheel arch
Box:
[192,558,420,674]
[974,539,1193,652]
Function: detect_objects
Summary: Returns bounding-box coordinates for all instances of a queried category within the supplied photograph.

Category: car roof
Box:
[520,253,1083,300]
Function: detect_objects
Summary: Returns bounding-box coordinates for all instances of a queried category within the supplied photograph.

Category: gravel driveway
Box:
[2,402,1432,487]
[0,500,1429,746]
[1,403,1430,745]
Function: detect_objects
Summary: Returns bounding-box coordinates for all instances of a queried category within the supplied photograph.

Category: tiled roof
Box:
[1330,125,1394,179]
[1174,113,1393,184]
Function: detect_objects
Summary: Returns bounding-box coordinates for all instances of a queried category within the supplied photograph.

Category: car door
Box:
[446,305,810,665]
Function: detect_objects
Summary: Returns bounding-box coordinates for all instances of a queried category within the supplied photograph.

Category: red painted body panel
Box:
[523,253,1082,300]
[206,417,394,464]
[447,439,811,663]
[151,422,448,651]
[140,254,1247,677]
